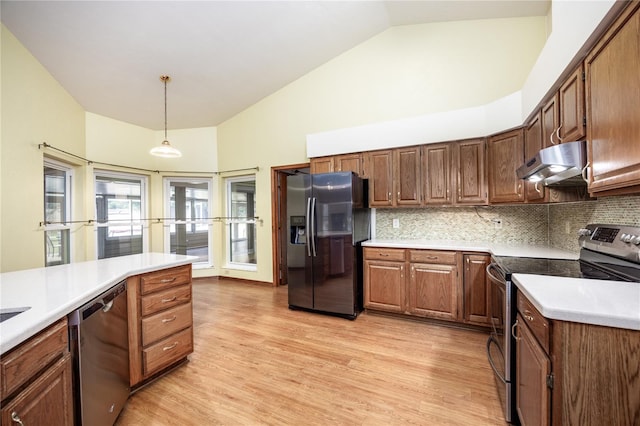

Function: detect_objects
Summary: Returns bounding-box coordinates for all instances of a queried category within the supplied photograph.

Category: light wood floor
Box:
[116,279,506,425]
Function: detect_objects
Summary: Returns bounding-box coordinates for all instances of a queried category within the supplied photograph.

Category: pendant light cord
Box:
[162,75,169,141]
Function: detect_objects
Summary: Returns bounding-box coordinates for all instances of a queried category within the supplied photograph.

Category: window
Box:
[164,178,213,266]
[44,160,72,266]
[95,172,147,259]
[226,176,257,269]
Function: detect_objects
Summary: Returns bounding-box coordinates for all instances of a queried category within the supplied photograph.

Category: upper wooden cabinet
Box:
[558,64,586,142]
[423,143,452,205]
[453,138,488,205]
[585,2,640,196]
[524,111,547,203]
[368,150,394,207]
[541,94,560,149]
[488,129,525,203]
[310,153,364,175]
[394,146,422,206]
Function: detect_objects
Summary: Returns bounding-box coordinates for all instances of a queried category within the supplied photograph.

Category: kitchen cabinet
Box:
[453,138,487,205]
[363,247,406,313]
[408,250,459,321]
[488,129,525,203]
[310,153,364,175]
[585,1,640,196]
[462,253,491,326]
[523,112,547,203]
[395,146,422,206]
[558,64,586,143]
[423,143,452,205]
[515,291,640,425]
[368,150,394,207]
[0,319,74,426]
[541,94,559,149]
[364,247,462,323]
[127,264,194,387]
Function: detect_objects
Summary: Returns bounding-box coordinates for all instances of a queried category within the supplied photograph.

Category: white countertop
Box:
[0,253,196,354]
[513,274,640,331]
[362,239,579,260]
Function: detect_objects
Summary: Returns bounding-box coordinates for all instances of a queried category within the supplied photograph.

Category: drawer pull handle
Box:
[159,277,177,283]
[163,342,179,351]
[161,296,177,303]
[379,253,389,257]
[162,316,177,323]
[523,310,535,322]
[426,256,438,260]
[11,412,24,425]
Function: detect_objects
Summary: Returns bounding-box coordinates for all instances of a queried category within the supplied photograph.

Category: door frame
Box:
[270,163,309,287]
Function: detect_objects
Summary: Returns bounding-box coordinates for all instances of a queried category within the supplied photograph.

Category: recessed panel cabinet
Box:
[310,153,364,175]
[558,64,586,143]
[585,2,640,196]
[462,254,491,326]
[523,112,547,203]
[395,146,422,206]
[488,129,524,203]
[363,248,405,312]
[368,150,394,207]
[453,138,488,205]
[423,143,452,205]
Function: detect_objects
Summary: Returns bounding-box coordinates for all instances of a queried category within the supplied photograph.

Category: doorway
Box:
[271,163,309,287]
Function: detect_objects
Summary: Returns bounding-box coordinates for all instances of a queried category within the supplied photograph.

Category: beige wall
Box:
[1,25,86,272]
[217,17,547,283]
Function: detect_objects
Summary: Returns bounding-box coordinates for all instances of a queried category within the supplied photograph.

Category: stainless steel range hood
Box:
[516,140,587,186]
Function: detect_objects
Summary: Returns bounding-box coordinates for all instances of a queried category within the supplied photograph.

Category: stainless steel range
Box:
[486,223,640,424]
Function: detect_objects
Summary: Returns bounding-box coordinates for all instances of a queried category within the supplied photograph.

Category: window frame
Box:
[43,158,73,266]
[163,177,214,269]
[94,170,149,259]
[225,175,257,271]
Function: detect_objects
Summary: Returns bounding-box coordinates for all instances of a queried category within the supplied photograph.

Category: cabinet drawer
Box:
[140,264,191,295]
[1,318,68,400]
[517,292,550,353]
[142,327,193,377]
[364,247,406,262]
[409,250,457,265]
[141,302,192,347]
[141,284,191,316]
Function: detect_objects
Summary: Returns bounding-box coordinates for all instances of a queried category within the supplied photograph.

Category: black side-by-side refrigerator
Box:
[286,172,370,319]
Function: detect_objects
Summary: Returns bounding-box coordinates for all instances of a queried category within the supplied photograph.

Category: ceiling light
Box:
[150,75,182,158]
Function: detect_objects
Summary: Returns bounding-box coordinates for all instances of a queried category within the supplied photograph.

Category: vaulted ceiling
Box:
[1,1,550,130]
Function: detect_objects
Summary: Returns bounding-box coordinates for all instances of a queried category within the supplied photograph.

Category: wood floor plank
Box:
[116,279,506,425]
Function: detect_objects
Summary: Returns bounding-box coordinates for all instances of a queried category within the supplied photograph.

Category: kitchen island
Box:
[0,253,196,355]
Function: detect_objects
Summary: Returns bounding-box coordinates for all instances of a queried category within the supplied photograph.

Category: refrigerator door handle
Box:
[306,197,312,257]
[311,197,317,257]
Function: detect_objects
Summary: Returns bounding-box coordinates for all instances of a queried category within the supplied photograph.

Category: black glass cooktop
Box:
[493,255,639,282]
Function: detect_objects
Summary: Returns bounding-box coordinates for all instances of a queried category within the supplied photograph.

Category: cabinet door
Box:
[369,150,394,207]
[395,146,421,206]
[586,3,640,195]
[558,64,586,142]
[463,254,491,325]
[488,129,525,203]
[542,93,560,149]
[408,263,458,320]
[524,112,547,202]
[310,157,333,174]
[516,314,551,426]
[423,143,452,205]
[453,139,487,205]
[1,354,74,426]
[364,259,405,313]
[334,153,362,175]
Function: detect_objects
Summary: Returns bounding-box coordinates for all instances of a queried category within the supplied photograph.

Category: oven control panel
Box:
[579,224,640,263]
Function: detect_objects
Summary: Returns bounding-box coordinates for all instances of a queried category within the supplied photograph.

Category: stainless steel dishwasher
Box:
[69,280,130,426]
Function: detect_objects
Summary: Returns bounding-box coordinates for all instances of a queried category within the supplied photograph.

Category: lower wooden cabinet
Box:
[462,253,492,325]
[364,247,461,322]
[515,291,640,425]
[128,264,194,387]
[0,319,74,426]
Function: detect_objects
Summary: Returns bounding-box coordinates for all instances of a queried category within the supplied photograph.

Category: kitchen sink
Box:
[0,307,30,323]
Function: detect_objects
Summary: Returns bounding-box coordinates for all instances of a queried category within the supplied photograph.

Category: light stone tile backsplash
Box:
[375,195,640,254]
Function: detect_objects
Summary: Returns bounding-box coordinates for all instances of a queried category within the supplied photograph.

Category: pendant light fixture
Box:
[150,75,182,158]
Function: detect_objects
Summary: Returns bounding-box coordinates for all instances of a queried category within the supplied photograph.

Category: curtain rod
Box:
[39,142,259,175]
[39,216,262,227]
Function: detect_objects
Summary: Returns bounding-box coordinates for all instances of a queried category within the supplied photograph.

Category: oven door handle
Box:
[486,262,506,287]
[486,334,507,384]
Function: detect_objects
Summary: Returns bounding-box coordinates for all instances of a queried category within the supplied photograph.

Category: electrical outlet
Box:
[493,218,502,229]
[392,218,400,229]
